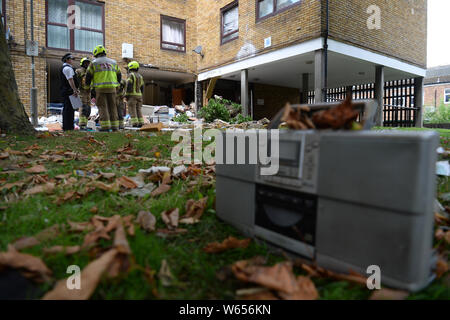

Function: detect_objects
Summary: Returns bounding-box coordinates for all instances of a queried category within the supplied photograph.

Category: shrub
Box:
[173,113,189,123]
[424,101,450,124]
[198,98,231,123]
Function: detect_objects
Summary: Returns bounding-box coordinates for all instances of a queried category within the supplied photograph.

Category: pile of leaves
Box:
[281,96,362,130]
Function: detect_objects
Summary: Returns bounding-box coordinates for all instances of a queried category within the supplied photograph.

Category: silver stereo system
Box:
[216,100,439,292]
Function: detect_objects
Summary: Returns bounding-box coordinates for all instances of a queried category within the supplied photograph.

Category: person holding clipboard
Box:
[60,53,80,131]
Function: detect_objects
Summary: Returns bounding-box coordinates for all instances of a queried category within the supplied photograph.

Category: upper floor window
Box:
[445,89,450,104]
[46,0,104,52]
[257,0,301,20]
[161,15,186,52]
[221,1,238,45]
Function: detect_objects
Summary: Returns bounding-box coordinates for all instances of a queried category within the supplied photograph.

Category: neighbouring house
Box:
[424,65,450,111]
[3,0,427,126]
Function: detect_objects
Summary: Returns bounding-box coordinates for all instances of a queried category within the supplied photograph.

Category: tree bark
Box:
[0,20,35,134]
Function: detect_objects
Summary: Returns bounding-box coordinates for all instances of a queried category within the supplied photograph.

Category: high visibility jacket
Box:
[116,79,127,98]
[87,56,121,89]
[76,67,90,90]
[126,72,144,97]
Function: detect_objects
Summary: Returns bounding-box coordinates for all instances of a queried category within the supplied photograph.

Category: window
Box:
[445,89,450,104]
[46,0,104,52]
[1,0,6,29]
[161,15,186,52]
[221,1,239,44]
[257,0,301,20]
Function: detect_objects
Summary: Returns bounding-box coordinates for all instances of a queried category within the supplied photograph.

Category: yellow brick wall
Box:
[328,0,427,67]
[196,0,322,72]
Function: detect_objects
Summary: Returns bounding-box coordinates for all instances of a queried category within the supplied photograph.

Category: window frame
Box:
[220,1,239,45]
[445,88,450,104]
[45,0,105,53]
[160,14,186,53]
[256,0,302,22]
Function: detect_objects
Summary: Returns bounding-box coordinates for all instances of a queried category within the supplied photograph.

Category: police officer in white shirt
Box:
[60,53,80,131]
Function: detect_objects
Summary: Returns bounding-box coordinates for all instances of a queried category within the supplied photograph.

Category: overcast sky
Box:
[427,0,450,67]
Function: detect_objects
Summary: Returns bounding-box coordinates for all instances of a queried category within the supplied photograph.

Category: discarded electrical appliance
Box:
[216,99,439,292]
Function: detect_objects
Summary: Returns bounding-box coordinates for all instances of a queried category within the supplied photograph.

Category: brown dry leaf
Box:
[43,245,80,255]
[300,264,367,286]
[278,276,319,300]
[239,289,279,300]
[369,288,409,300]
[136,211,156,232]
[68,221,93,233]
[114,220,131,255]
[182,197,208,221]
[42,248,118,300]
[232,260,298,294]
[158,259,174,287]
[445,231,450,244]
[23,182,55,196]
[11,237,40,251]
[151,184,171,197]
[106,220,132,278]
[0,152,9,160]
[203,236,251,253]
[436,257,448,278]
[0,245,52,283]
[25,165,47,174]
[435,228,445,241]
[89,180,120,193]
[0,181,25,191]
[99,171,115,180]
[162,171,171,185]
[161,208,179,229]
[117,176,138,189]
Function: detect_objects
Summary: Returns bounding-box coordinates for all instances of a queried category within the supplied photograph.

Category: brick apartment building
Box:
[424,65,450,111]
[3,0,427,124]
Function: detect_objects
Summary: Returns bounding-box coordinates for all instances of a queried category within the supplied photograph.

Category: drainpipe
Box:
[30,0,38,126]
[323,0,329,102]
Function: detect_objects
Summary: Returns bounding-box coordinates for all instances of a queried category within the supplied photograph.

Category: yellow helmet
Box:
[128,61,140,71]
[93,45,107,57]
[80,57,90,66]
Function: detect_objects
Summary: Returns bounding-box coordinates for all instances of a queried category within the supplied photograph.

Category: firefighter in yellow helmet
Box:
[85,45,122,131]
[116,78,127,130]
[125,61,145,127]
[76,57,91,130]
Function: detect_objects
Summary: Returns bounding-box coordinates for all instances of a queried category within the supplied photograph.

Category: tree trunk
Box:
[0,20,35,134]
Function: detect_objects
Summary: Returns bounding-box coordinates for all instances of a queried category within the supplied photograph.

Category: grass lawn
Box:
[0,128,448,300]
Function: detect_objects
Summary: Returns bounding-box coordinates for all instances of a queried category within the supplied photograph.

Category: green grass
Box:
[0,129,448,300]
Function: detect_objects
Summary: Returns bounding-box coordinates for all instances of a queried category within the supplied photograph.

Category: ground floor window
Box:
[445,88,450,104]
[161,15,186,52]
[46,0,104,53]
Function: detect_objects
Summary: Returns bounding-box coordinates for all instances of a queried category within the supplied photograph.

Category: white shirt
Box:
[62,62,75,80]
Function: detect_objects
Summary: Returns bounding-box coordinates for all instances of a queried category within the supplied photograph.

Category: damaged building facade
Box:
[4,0,427,126]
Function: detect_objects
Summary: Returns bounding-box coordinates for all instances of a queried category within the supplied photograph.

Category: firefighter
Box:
[76,57,92,130]
[85,45,122,132]
[125,61,145,128]
[116,78,127,129]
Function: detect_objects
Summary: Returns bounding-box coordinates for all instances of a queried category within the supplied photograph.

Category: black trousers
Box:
[62,95,75,131]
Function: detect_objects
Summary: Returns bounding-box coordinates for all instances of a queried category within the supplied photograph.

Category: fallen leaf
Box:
[117,176,138,189]
[68,221,93,233]
[23,183,55,196]
[0,245,52,283]
[232,261,298,294]
[204,237,251,253]
[155,228,188,238]
[89,180,120,193]
[136,211,156,232]
[0,181,25,191]
[161,208,179,229]
[11,237,40,251]
[369,288,409,300]
[278,276,319,300]
[182,197,208,221]
[239,289,279,300]
[0,152,9,160]
[151,184,171,197]
[99,171,116,180]
[158,259,173,287]
[300,264,367,286]
[25,165,47,174]
[42,248,118,300]
[43,246,80,255]
[436,256,448,278]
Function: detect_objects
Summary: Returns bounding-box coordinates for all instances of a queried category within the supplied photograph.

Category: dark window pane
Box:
[258,0,274,18]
